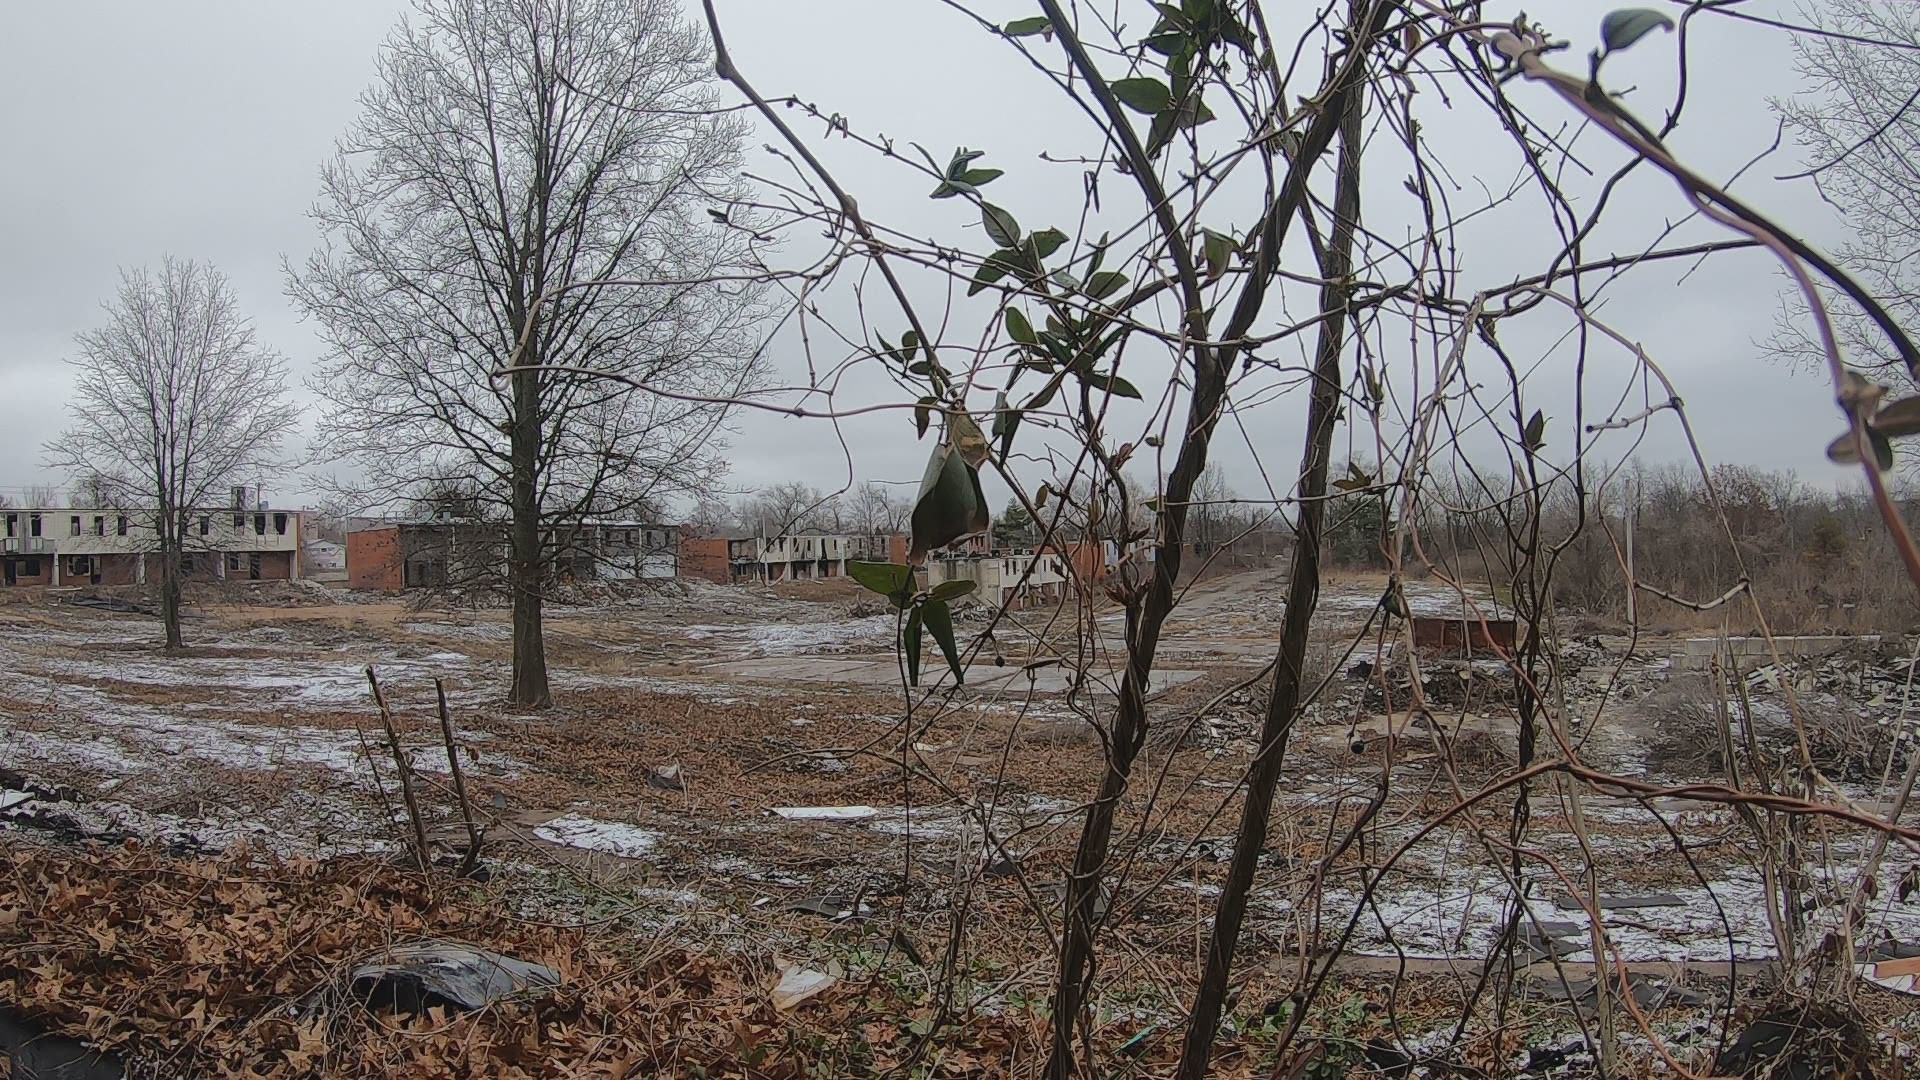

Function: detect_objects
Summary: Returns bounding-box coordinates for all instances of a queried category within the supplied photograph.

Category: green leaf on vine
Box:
[1005,308,1038,346]
[1111,78,1172,114]
[1599,8,1674,53]
[982,203,1022,248]
[1085,270,1129,300]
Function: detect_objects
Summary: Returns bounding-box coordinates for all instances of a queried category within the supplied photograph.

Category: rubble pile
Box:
[1348,645,1523,714]
[1728,646,1920,781]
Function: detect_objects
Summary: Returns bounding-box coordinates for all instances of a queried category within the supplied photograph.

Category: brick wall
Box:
[348,527,404,590]
[3,556,52,587]
[97,554,141,586]
[677,537,730,585]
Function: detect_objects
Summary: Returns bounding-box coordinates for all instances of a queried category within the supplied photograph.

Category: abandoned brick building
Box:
[1,504,304,587]
[347,519,680,590]
[675,532,909,585]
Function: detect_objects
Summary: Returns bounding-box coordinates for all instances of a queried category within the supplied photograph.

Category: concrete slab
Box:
[1671,634,1879,670]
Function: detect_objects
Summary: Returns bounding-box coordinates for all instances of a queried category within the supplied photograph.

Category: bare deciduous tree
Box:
[1773,2,1920,394]
[847,483,911,536]
[735,481,836,536]
[290,0,770,708]
[47,259,297,648]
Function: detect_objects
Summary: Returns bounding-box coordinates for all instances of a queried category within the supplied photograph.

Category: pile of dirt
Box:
[1352,647,1521,713]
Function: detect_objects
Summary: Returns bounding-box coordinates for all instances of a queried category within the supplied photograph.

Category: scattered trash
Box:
[773,805,877,822]
[646,762,687,792]
[1117,1024,1158,1057]
[0,790,33,813]
[769,963,839,1011]
[342,940,560,1014]
[1857,954,1920,994]
[980,857,1022,879]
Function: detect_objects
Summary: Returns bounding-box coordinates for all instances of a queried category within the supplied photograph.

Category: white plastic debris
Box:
[770,963,840,1010]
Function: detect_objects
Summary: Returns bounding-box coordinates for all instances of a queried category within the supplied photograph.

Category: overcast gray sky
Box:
[0,1,1877,512]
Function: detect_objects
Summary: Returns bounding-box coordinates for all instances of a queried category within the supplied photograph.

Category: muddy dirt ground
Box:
[6,569,1920,1073]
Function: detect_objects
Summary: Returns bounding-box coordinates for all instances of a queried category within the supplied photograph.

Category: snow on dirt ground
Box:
[5,569,1919,1059]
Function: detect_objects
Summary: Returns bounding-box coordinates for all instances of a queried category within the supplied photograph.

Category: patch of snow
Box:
[401,621,513,641]
[680,616,895,658]
[774,805,877,821]
[533,813,660,858]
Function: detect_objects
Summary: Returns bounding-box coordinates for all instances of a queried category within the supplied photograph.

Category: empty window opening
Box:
[69,516,81,537]
[226,553,241,573]
[273,513,287,535]
[93,516,104,537]
[253,514,266,536]
[116,515,128,537]
[29,514,42,538]
[199,516,211,536]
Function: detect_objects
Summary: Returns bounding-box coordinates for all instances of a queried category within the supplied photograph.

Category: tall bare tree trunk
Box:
[1176,57,1366,1077]
[508,363,551,708]
[160,542,184,650]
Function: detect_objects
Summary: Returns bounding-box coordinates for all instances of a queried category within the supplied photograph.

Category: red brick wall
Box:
[1409,616,1517,654]
[97,554,141,586]
[3,556,52,587]
[348,528,404,590]
[677,537,730,585]
[252,551,293,580]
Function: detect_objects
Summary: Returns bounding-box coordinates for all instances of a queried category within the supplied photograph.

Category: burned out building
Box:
[925,547,1069,610]
[679,532,907,584]
[1,503,304,588]
[347,519,678,590]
